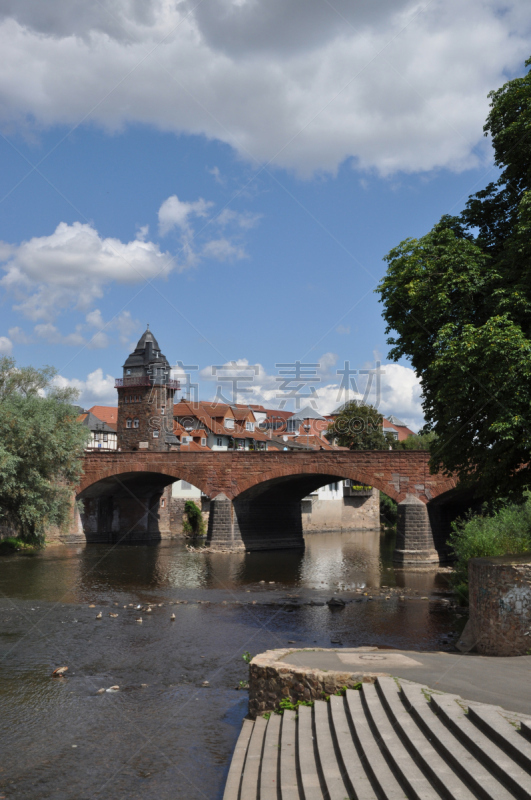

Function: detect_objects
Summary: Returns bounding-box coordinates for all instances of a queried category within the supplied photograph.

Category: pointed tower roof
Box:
[133,324,161,353]
[122,325,169,371]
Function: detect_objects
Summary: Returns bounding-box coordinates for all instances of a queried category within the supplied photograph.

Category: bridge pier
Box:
[207,493,305,552]
[80,491,169,543]
[393,494,439,566]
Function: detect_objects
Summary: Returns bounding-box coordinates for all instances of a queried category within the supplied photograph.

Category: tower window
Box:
[125,396,129,404]
[153,430,159,438]
[126,369,131,375]
[161,406,165,415]
[133,418,139,428]
[126,419,132,429]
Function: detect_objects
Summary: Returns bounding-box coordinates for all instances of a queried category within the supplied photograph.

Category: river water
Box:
[0,530,457,800]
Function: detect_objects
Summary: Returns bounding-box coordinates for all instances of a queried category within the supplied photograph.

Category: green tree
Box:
[326,401,395,450]
[0,357,89,544]
[378,57,531,500]
[392,431,438,451]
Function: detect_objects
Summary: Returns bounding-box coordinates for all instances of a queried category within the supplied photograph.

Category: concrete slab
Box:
[278,648,531,716]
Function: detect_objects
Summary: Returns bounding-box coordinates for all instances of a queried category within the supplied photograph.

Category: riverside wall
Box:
[466,554,531,656]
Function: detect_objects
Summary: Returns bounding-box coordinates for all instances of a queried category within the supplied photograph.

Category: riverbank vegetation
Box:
[182,500,206,537]
[0,357,89,546]
[0,536,39,555]
[449,494,531,602]
[378,56,531,501]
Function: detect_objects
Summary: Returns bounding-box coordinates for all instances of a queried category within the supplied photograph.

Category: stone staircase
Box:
[223,677,531,799]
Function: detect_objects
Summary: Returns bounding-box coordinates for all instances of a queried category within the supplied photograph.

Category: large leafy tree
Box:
[378,57,531,499]
[326,401,395,450]
[0,357,89,544]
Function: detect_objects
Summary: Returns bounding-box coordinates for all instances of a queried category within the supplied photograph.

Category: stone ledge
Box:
[248,647,385,719]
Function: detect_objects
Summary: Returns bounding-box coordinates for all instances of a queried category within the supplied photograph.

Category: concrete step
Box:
[430,693,531,800]
[376,677,477,800]
[401,682,515,800]
[280,710,300,800]
[222,718,254,800]
[467,704,531,774]
[260,711,281,800]
[224,680,531,800]
[297,704,325,800]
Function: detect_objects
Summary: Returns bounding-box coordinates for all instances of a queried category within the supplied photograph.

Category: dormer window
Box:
[225,418,235,429]
[246,422,254,432]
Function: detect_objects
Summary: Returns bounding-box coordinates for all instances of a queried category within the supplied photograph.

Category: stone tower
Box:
[116,326,179,451]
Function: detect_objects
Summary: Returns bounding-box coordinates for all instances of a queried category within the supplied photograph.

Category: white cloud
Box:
[202,238,247,260]
[8,326,32,344]
[0,1,528,175]
[158,195,213,236]
[34,323,86,347]
[54,367,117,408]
[215,209,262,229]
[1,221,174,322]
[198,356,424,430]
[0,336,13,355]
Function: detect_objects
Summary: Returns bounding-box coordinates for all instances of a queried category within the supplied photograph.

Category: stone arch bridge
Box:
[77,451,464,565]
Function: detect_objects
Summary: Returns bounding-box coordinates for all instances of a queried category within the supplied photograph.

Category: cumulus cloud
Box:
[198,355,424,430]
[8,326,31,344]
[0,1,528,175]
[158,195,213,236]
[53,367,117,408]
[0,336,13,355]
[0,221,174,322]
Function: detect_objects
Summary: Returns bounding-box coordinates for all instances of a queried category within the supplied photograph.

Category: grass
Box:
[448,493,531,604]
[0,537,39,555]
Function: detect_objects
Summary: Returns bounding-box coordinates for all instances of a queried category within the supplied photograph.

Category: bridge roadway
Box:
[78,451,460,565]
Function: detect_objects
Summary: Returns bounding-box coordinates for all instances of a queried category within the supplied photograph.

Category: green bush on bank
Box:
[182,500,206,537]
[380,492,397,528]
[0,537,38,555]
[448,494,531,603]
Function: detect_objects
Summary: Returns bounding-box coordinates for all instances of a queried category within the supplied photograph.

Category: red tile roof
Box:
[87,405,118,430]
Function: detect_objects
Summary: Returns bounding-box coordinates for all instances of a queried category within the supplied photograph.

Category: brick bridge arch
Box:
[79,450,456,503]
[77,451,458,560]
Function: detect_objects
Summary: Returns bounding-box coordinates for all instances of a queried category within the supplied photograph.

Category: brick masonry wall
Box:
[302,488,380,532]
[467,555,531,656]
[117,385,175,452]
[79,450,456,503]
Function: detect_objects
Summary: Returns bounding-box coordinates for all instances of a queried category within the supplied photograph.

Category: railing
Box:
[115,377,180,389]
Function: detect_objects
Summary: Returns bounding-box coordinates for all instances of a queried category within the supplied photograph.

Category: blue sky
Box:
[0,0,530,430]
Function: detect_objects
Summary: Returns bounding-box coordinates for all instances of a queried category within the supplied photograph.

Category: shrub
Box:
[182,500,206,537]
[448,494,531,603]
[380,492,397,528]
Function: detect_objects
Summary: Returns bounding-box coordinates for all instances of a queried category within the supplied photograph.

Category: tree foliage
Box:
[0,357,89,544]
[392,431,438,451]
[378,57,531,500]
[326,401,395,450]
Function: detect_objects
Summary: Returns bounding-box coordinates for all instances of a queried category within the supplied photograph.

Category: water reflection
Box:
[0,529,452,602]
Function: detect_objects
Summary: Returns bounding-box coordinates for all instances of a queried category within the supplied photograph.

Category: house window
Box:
[246,422,254,432]
[237,439,245,451]
[216,437,223,447]
[225,418,235,429]
[126,369,131,375]
[103,433,108,442]
[126,419,132,429]
[160,498,165,508]
[125,396,129,404]
[201,438,206,446]
[153,430,159,438]
[133,418,139,428]
[94,432,101,441]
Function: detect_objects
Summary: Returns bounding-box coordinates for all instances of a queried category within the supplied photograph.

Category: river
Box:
[0,529,457,800]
